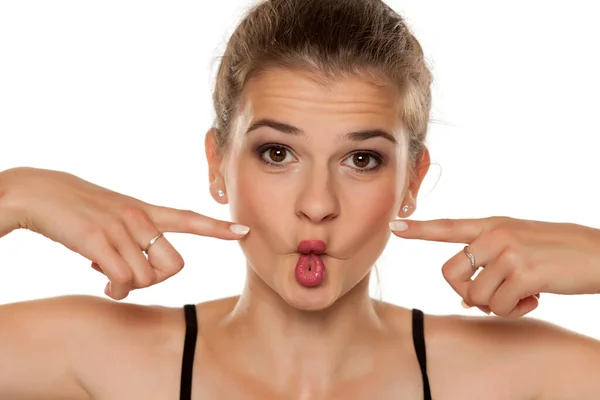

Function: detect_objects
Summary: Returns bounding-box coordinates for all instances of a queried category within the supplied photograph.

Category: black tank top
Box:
[179,305,431,400]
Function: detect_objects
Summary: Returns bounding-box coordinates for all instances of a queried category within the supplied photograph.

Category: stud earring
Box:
[217,189,225,198]
[402,204,409,213]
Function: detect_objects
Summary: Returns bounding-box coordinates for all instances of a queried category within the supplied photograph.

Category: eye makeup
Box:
[254,142,387,173]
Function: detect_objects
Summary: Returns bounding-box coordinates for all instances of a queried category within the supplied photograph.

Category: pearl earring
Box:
[217,189,224,198]
[402,205,409,213]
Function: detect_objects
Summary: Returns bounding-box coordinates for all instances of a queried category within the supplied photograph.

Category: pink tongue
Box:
[295,253,325,287]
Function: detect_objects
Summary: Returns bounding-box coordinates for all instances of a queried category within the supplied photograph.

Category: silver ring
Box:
[463,245,479,271]
[144,232,163,254]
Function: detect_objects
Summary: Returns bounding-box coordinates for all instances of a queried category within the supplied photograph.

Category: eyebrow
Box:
[246,118,398,145]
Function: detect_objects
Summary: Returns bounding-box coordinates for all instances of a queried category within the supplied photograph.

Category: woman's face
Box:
[206,68,427,310]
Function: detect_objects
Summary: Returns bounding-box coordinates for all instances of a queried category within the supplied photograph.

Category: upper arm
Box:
[523,319,600,399]
[0,295,114,400]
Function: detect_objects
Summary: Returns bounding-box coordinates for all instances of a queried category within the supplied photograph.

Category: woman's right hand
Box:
[0,167,249,300]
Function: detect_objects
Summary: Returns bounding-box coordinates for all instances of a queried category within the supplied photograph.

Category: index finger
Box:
[389,218,490,244]
[146,205,250,239]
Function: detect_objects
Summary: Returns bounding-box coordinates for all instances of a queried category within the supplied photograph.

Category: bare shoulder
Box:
[0,294,186,399]
[1,294,241,399]
[71,295,239,399]
[372,301,600,399]
[423,310,600,399]
[9,294,187,361]
[64,295,192,398]
[4,294,183,342]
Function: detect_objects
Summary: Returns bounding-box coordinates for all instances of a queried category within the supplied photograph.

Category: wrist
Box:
[0,167,27,236]
[593,227,600,294]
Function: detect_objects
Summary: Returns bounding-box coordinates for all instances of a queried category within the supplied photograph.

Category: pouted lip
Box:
[297,239,327,255]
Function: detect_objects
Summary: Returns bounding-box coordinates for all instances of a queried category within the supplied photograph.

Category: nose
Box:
[294,167,340,223]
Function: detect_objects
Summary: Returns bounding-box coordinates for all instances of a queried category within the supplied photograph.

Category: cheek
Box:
[344,176,400,228]
[336,175,402,264]
[225,154,289,231]
[225,155,295,269]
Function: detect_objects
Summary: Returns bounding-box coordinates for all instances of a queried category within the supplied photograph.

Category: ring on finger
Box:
[463,245,480,272]
[144,232,164,254]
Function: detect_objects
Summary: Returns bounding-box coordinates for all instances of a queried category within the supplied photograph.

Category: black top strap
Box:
[180,304,198,400]
[412,308,432,400]
[179,305,431,399]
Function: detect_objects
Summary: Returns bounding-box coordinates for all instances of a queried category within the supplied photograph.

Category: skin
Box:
[203,68,427,395]
[1,69,600,399]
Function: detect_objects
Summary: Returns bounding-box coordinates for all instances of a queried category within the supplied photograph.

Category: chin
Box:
[281,287,339,311]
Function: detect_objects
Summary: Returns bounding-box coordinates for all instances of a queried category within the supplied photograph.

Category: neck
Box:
[222,264,385,394]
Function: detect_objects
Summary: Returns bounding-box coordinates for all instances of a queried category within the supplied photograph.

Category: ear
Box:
[204,128,227,204]
[399,147,430,217]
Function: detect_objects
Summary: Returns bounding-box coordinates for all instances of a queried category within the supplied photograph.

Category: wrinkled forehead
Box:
[228,68,408,150]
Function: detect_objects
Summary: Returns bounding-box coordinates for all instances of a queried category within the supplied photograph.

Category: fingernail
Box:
[229,224,250,235]
[389,220,408,231]
[104,282,111,296]
[461,299,472,309]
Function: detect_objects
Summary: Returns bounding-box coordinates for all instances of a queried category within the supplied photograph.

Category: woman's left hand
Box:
[390,216,600,318]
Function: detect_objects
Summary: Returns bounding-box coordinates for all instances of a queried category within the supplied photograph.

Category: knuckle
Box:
[135,272,155,288]
[105,219,127,239]
[85,227,108,244]
[111,268,134,286]
[440,260,453,281]
[491,306,511,318]
[441,259,460,282]
[79,227,110,254]
[121,204,154,230]
[173,254,185,272]
[183,209,212,224]
[489,225,514,243]
[467,286,487,306]
[438,218,456,232]
[165,254,185,275]
[174,209,195,230]
[488,298,509,316]
[180,209,195,218]
[79,221,101,236]
[499,247,523,272]
[490,215,510,224]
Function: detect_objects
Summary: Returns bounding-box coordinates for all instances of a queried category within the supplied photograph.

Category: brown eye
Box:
[269,147,287,162]
[352,153,371,168]
[342,151,382,172]
[259,145,294,166]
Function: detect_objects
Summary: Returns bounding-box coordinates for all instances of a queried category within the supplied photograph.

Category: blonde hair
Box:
[212,0,432,180]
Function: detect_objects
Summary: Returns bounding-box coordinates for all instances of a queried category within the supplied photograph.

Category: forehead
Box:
[239,68,403,134]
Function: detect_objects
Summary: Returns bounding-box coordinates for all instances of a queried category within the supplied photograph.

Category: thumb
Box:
[146,205,250,239]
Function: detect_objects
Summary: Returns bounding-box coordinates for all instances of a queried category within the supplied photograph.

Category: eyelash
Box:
[255,143,384,173]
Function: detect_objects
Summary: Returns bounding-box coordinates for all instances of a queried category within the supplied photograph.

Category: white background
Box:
[1,1,599,338]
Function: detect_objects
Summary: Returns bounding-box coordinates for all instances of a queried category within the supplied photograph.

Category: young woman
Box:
[1,0,600,399]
